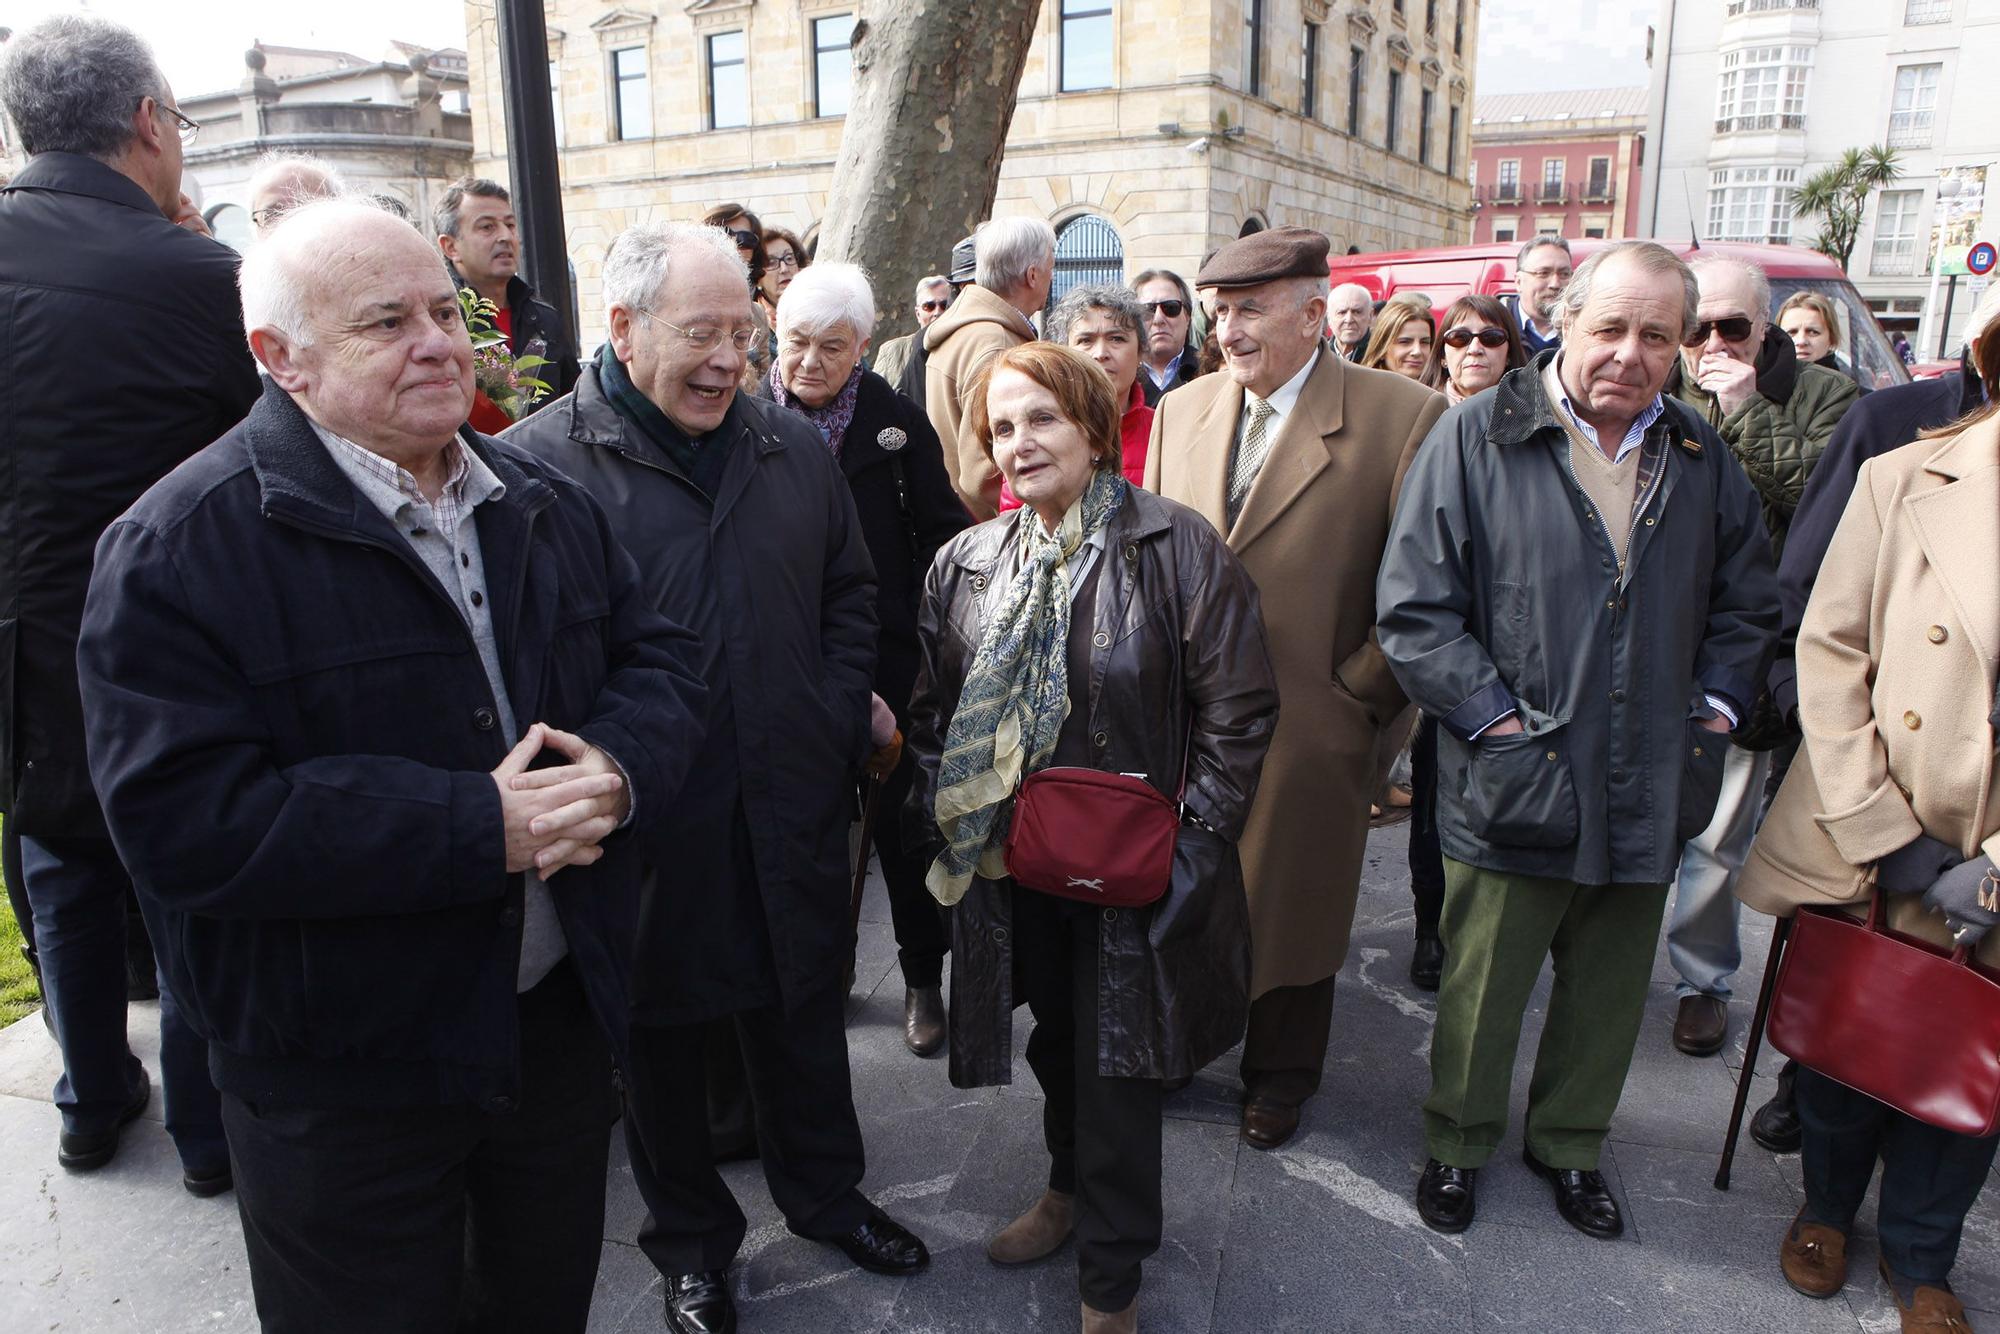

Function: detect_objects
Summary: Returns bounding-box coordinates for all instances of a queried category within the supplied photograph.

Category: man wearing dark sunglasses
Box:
[1132,268,1205,405]
[869,274,951,389]
[1658,255,1856,1064]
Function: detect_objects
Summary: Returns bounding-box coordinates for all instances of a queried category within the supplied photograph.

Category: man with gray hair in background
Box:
[247,150,343,235]
[869,272,951,390]
[924,214,1055,517]
[1508,235,1574,357]
[1328,282,1374,361]
[504,220,929,1334]
[0,13,258,1194]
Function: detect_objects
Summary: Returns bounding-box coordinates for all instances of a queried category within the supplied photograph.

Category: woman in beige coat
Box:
[1736,400,2000,1333]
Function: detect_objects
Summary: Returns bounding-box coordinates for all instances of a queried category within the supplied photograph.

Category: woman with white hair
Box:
[772,262,972,1056]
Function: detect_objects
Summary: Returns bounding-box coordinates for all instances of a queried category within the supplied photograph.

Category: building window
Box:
[1418,88,1434,165]
[1060,0,1114,92]
[1705,165,1798,243]
[1870,189,1924,276]
[1048,213,1127,313]
[1904,0,1951,22]
[1540,157,1565,203]
[1347,45,1365,136]
[1493,220,1517,243]
[1425,0,1438,36]
[1386,67,1403,153]
[1446,104,1459,177]
[814,14,855,116]
[1888,63,1940,148]
[1496,158,1521,201]
[549,60,565,148]
[1302,22,1319,120]
[1583,224,1607,239]
[707,30,748,129]
[1585,156,1611,199]
[1715,45,1812,134]
[1454,2,1464,53]
[1243,0,1263,98]
[612,46,652,141]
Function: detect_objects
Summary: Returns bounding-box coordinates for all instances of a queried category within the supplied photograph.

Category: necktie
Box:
[1227,397,1277,528]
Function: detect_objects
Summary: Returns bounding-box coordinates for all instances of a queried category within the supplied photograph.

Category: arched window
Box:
[1046,213,1125,314]
[205,202,252,252]
[1238,214,1267,238]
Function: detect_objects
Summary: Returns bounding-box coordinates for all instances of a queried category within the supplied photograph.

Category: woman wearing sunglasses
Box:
[699,202,766,294]
[1360,296,1437,381]
[1422,295,1528,405]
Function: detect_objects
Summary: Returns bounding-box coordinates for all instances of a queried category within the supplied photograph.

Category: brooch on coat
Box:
[877,427,907,452]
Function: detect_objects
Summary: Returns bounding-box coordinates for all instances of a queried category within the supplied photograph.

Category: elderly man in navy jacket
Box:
[77,200,708,1334]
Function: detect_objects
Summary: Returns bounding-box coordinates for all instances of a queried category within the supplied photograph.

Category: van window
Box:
[1769,278,1910,390]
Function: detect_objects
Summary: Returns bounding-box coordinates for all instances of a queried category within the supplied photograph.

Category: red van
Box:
[1326,240,1912,390]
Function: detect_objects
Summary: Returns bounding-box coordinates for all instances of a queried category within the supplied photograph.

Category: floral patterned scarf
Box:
[769,362,864,456]
[926,468,1127,905]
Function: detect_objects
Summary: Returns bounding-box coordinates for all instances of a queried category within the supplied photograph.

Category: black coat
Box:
[837,372,971,723]
[76,384,709,1111]
[503,363,878,1023]
[1137,348,1204,406]
[0,153,261,837]
[1768,361,1984,718]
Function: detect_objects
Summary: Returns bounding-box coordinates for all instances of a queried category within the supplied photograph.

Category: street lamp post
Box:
[494,0,574,353]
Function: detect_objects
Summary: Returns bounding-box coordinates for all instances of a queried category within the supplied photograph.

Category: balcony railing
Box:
[1476,184,1524,205]
[1903,0,1951,24]
[1534,183,1570,205]
[1582,182,1615,203]
[1726,0,1818,14]
[1715,112,1808,134]
[1870,244,1922,276]
[1886,112,1934,148]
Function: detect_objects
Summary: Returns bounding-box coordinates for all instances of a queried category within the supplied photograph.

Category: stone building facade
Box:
[174,42,475,251]
[463,0,1477,347]
[1469,88,1646,246]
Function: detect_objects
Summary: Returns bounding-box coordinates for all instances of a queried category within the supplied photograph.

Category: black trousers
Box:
[222,960,616,1334]
[1239,975,1338,1107]
[873,755,948,989]
[625,977,872,1274]
[1797,1066,2000,1284]
[1408,716,1445,935]
[1016,889,1163,1313]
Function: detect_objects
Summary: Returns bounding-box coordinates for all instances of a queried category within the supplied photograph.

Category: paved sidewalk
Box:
[3,826,1995,1332]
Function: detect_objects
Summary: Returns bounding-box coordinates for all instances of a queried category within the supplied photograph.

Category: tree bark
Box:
[817,0,1045,351]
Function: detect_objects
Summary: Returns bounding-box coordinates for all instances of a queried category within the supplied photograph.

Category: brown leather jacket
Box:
[906,483,1279,1086]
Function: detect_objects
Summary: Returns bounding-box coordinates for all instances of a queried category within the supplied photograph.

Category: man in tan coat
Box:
[923,216,1052,519]
[1145,226,1446,1150]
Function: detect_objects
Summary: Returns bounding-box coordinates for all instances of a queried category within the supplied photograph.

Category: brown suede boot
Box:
[1779,1208,1847,1298]
[984,1189,1073,1265]
[1081,1298,1138,1333]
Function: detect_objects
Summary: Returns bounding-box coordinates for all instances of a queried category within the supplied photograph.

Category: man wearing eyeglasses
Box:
[1509,236,1574,357]
[1657,255,1857,1062]
[0,15,258,1194]
[1132,268,1206,405]
[503,221,930,1334]
[869,274,951,390]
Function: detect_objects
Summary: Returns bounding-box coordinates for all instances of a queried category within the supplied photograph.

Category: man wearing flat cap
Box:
[1145,225,1446,1150]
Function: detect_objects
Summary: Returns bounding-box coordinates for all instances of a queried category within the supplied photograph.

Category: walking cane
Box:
[1715,912,1794,1190]
[849,778,881,939]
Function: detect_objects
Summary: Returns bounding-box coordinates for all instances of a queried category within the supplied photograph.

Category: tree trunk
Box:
[817,0,1045,351]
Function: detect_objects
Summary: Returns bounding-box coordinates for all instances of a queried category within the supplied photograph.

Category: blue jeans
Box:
[20,835,224,1173]
[1667,743,1771,1000]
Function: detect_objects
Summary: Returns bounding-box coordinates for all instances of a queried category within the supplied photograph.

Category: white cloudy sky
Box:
[6,1,1655,104]
[1476,0,1660,96]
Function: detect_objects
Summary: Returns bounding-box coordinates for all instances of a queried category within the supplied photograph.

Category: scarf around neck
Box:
[769,363,864,455]
[926,467,1127,906]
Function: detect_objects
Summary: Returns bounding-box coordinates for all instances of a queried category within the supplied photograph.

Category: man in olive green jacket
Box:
[1660,255,1858,1061]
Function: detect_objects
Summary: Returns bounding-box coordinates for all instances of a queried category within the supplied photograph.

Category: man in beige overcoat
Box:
[1145,226,1446,1150]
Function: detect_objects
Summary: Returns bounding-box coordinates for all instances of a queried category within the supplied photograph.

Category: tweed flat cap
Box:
[949,235,977,284]
[1195,226,1331,290]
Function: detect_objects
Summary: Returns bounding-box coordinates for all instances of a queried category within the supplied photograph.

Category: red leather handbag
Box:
[1004,767,1180,908]
[1768,894,2000,1137]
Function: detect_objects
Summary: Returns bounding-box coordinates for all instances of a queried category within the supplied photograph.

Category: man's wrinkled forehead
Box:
[1695,267,1759,319]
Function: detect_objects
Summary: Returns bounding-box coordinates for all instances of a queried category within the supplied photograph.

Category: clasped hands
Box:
[491,723,631,881]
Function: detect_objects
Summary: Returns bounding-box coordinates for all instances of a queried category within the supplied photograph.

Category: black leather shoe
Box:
[57,1066,150,1172]
[1409,932,1445,992]
[664,1270,735,1334]
[1672,994,1729,1057]
[1522,1146,1623,1239]
[831,1212,930,1275]
[1750,1059,1802,1154]
[1416,1158,1478,1233]
[182,1163,233,1198]
[904,986,946,1058]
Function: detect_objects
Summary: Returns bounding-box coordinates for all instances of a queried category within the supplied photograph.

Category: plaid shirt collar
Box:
[308,421,503,539]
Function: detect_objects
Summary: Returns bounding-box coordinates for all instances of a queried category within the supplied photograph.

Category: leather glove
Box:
[1922,854,2000,949]
[1875,832,1963,894]
[864,729,904,782]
